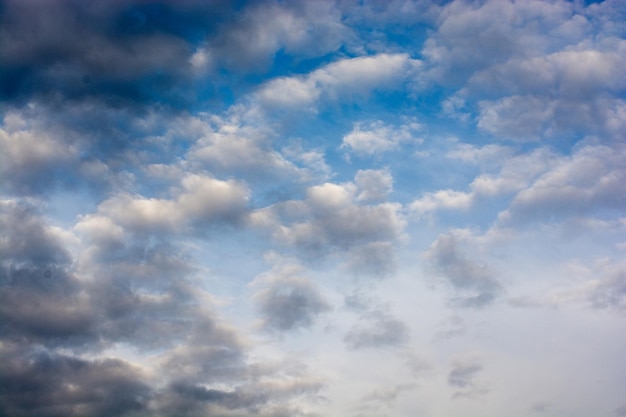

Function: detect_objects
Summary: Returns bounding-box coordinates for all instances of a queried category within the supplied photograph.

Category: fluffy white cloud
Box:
[93,174,249,233]
[341,119,422,156]
[257,53,421,109]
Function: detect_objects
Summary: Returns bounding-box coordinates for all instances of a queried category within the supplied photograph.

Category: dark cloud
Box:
[426,234,503,308]
[0,0,348,106]
[0,0,232,105]
[0,200,94,345]
[0,345,151,417]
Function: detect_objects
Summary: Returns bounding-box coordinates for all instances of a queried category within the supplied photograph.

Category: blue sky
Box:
[1,1,625,416]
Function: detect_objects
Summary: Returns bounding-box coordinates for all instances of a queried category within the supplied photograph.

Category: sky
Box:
[1,0,625,416]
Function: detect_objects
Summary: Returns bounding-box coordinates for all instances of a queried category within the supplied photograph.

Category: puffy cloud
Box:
[0,345,151,417]
[208,1,347,70]
[477,96,626,141]
[96,174,249,233]
[0,112,79,193]
[250,179,406,261]
[252,258,329,332]
[468,48,626,100]
[423,0,579,87]
[187,113,303,181]
[411,146,558,216]
[0,200,93,345]
[498,143,626,225]
[257,53,422,109]
[425,233,503,308]
[341,120,422,156]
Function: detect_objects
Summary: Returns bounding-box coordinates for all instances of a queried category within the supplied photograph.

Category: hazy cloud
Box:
[425,233,503,307]
[253,258,330,332]
[448,355,487,398]
[344,310,409,350]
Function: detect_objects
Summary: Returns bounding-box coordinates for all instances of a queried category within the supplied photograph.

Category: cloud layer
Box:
[1,1,625,417]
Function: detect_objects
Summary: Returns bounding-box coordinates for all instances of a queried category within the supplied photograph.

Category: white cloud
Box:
[257,53,422,109]
[341,119,422,156]
[411,146,558,216]
[0,112,79,192]
[498,143,626,225]
[355,169,393,202]
[96,174,249,233]
[249,175,406,266]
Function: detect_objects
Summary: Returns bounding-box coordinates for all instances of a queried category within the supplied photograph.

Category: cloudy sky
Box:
[1,0,625,416]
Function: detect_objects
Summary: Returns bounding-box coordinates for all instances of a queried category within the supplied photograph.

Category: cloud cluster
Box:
[250,175,406,277]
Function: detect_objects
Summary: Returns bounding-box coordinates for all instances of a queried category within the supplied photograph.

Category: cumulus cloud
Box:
[250,177,406,259]
[0,112,79,193]
[341,119,422,156]
[95,174,249,233]
[497,143,626,225]
[0,345,151,417]
[0,0,349,105]
[425,233,503,308]
[0,200,93,345]
[411,146,558,216]
[257,53,421,109]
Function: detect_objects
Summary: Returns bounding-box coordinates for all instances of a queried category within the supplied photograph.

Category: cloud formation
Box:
[1,1,625,416]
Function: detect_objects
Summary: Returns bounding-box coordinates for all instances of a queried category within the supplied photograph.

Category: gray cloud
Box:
[0,345,151,417]
[250,179,406,265]
[425,233,504,308]
[588,266,626,312]
[344,310,409,350]
[531,401,552,413]
[0,0,349,106]
[497,143,626,226]
[0,200,94,345]
[253,261,330,332]
[447,356,487,399]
